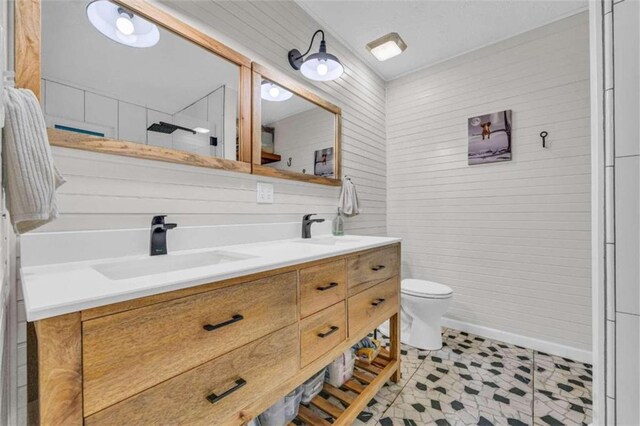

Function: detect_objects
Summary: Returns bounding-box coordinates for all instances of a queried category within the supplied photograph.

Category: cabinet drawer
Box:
[85,325,299,426]
[347,245,399,295]
[300,259,346,318]
[300,301,346,367]
[83,272,297,416]
[348,277,399,337]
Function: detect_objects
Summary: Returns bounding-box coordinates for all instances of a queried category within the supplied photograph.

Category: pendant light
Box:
[288,30,344,82]
[261,81,293,102]
[87,0,160,48]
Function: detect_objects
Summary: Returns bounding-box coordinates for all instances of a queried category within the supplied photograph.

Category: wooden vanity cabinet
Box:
[30,243,401,426]
[299,259,347,318]
[83,273,298,416]
[300,301,347,367]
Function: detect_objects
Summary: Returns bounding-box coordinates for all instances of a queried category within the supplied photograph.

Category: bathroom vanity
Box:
[23,236,401,425]
[14,0,400,423]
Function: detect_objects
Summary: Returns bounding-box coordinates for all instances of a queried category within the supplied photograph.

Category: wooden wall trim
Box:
[251,62,343,185]
[15,0,253,173]
[238,65,253,163]
[253,164,342,187]
[35,313,83,426]
[14,0,41,99]
[252,62,341,114]
[335,114,343,180]
[48,128,251,174]
[112,0,251,68]
[251,70,263,166]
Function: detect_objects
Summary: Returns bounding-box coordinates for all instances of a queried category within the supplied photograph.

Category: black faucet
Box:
[150,215,177,256]
[302,214,325,239]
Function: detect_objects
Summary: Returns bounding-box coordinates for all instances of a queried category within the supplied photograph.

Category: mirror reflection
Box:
[260,80,336,178]
[42,1,240,160]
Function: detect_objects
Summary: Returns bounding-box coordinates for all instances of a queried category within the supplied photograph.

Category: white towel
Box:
[338,176,361,217]
[3,87,65,234]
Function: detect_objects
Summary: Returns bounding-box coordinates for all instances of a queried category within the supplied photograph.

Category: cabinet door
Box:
[300,259,346,318]
[348,277,399,337]
[300,302,346,367]
[347,245,400,295]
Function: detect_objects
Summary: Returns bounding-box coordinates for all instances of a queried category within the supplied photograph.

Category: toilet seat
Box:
[401,279,453,299]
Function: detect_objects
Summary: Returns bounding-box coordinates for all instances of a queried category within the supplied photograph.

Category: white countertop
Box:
[20,234,400,321]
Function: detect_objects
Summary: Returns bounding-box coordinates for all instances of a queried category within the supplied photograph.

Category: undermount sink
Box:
[92,250,255,280]
[294,236,361,246]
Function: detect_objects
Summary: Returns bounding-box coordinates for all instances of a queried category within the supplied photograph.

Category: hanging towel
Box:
[338,176,361,217]
[3,87,65,234]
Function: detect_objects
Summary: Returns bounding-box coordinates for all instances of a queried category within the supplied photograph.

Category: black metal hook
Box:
[540,131,548,148]
[286,157,292,167]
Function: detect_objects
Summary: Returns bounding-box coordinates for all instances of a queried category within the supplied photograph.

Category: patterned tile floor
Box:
[350,328,592,426]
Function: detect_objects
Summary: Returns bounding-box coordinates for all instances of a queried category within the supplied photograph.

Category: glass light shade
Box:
[369,41,403,61]
[366,32,407,62]
[261,82,293,102]
[300,52,344,81]
[87,0,160,48]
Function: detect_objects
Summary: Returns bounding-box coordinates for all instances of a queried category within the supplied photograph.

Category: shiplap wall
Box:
[386,13,591,353]
[34,0,386,234]
[14,1,387,423]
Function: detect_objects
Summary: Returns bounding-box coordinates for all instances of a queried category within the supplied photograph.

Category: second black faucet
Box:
[302,214,324,239]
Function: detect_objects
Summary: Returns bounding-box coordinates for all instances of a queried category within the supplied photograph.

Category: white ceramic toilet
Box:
[399,279,453,350]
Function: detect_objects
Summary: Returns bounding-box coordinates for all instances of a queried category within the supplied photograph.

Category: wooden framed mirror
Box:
[15,0,252,173]
[251,62,342,186]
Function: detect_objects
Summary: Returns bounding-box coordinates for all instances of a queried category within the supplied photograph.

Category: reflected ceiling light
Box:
[86,0,160,48]
[366,32,407,61]
[193,127,210,134]
[261,81,293,102]
[115,11,135,36]
[288,30,344,82]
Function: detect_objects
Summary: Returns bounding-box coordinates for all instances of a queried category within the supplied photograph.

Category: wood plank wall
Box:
[386,13,592,352]
[14,1,388,422]
[39,0,387,235]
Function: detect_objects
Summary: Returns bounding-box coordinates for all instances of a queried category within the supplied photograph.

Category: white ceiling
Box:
[42,1,239,114]
[297,0,588,81]
[262,91,317,124]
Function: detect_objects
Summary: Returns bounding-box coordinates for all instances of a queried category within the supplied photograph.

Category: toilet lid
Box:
[401,279,453,298]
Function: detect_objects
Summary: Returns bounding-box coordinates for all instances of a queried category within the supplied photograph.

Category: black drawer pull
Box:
[317,325,339,338]
[203,314,244,332]
[371,265,386,271]
[371,298,386,306]
[206,378,246,404]
[317,282,339,291]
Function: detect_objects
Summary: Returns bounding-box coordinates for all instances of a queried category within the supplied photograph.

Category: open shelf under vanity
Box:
[294,349,398,425]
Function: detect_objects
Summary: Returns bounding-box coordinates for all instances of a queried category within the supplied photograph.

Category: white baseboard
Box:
[441,317,592,364]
